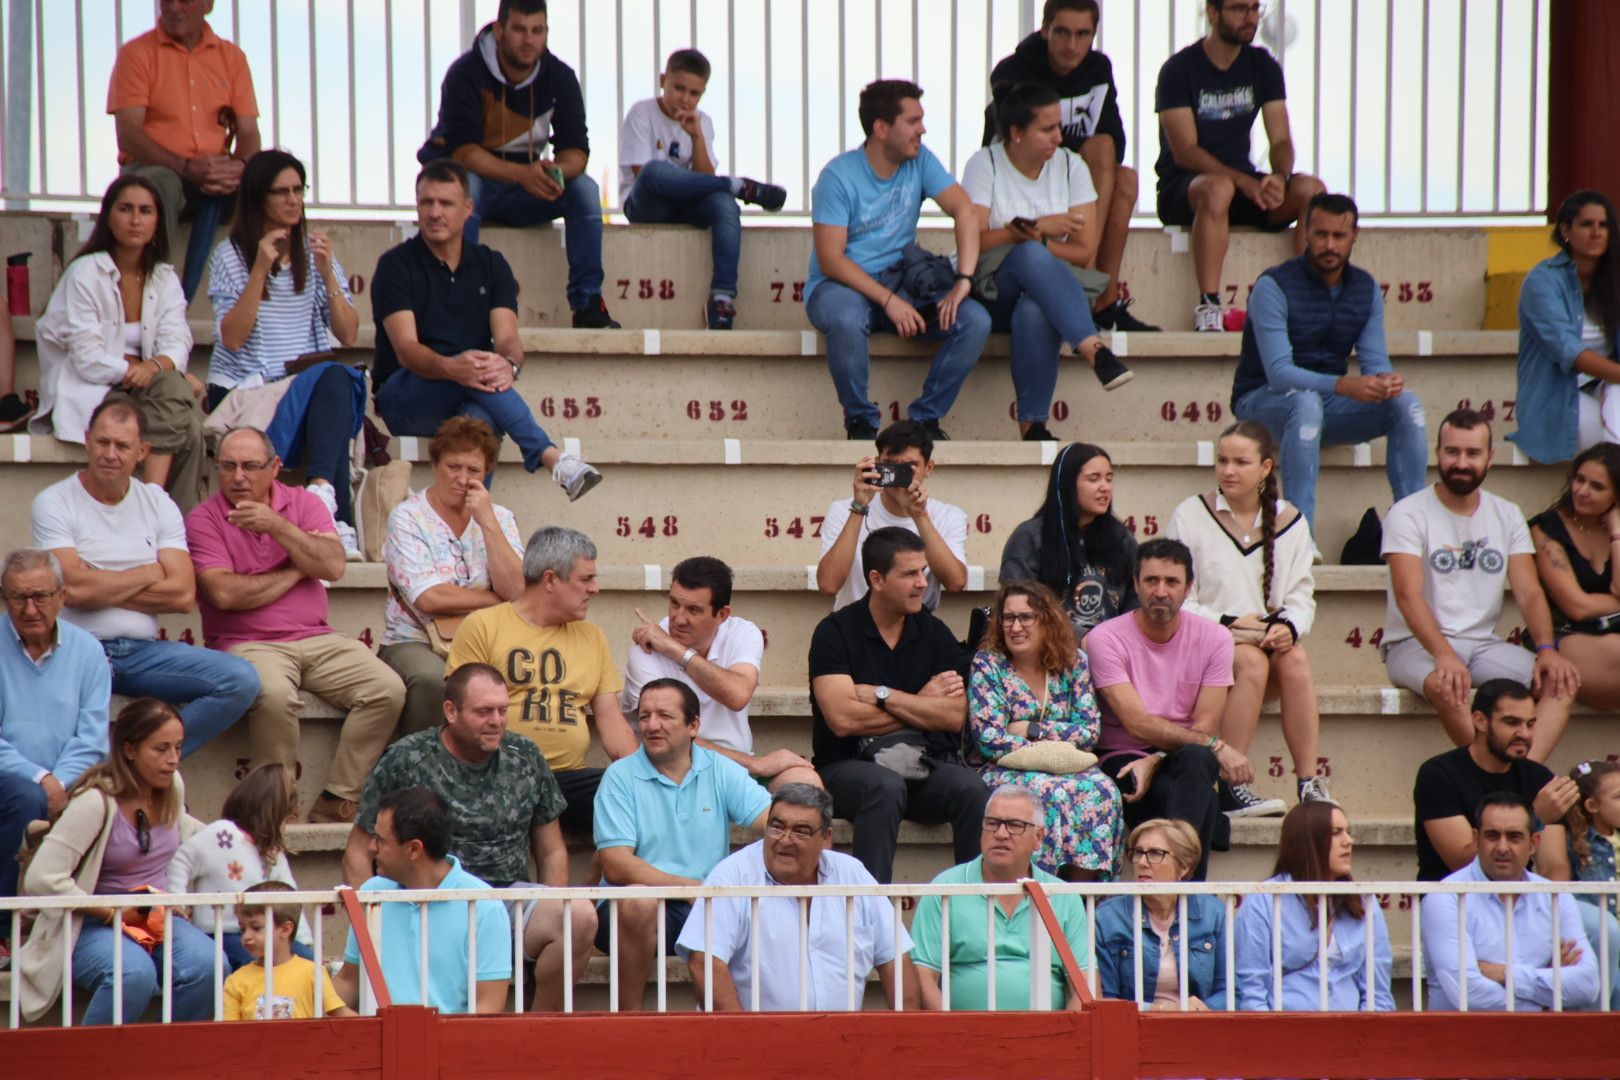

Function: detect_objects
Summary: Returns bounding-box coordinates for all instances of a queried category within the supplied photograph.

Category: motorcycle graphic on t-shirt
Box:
[1428,538,1505,575]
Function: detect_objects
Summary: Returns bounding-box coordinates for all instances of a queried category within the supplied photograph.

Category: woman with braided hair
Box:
[1167,421,1326,817]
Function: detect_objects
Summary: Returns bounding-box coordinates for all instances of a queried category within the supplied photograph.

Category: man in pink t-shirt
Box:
[186,428,403,824]
[1082,538,1244,880]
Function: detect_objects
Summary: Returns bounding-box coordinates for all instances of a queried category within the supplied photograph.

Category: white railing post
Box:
[1504,894,1516,1012]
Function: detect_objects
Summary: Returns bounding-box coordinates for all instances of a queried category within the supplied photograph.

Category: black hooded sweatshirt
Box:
[981,31,1127,163]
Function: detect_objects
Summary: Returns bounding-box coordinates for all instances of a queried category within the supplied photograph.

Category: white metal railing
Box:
[1,0,1548,222]
[3,879,1615,1028]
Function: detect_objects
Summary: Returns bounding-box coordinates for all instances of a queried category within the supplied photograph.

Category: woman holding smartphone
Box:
[962,81,1131,442]
[1167,421,1327,816]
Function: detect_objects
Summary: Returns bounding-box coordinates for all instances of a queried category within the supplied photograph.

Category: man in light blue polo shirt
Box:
[594,678,770,1010]
[911,786,1091,1010]
[335,787,512,1014]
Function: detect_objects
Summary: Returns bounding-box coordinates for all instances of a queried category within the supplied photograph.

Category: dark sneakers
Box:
[1089,346,1134,391]
[737,178,788,212]
[845,419,880,440]
[1022,422,1057,441]
[707,296,737,330]
[1093,298,1161,332]
[572,295,621,329]
[0,393,32,432]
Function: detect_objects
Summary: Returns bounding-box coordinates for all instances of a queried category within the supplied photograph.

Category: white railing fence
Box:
[1,0,1548,222]
[4,879,1615,1027]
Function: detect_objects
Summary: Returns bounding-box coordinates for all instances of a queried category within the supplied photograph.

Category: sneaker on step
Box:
[552,453,603,502]
[1194,302,1227,332]
[845,419,879,440]
[1089,345,1134,391]
[1221,780,1287,818]
[1297,775,1334,804]
[1022,422,1057,442]
[308,793,358,824]
[1094,298,1161,333]
[572,295,621,329]
[706,296,737,330]
[0,393,33,433]
[307,482,362,561]
[737,178,788,212]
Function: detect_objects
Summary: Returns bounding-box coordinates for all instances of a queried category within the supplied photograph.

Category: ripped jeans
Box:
[1233,386,1428,532]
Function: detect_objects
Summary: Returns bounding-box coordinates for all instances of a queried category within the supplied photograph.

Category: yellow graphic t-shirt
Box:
[222,955,346,1020]
[446,603,622,772]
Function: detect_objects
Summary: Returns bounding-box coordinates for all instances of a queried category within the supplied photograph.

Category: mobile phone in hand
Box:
[870,461,916,488]
[1009,216,1038,232]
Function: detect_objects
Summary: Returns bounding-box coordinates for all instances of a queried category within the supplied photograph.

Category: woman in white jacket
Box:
[1167,421,1328,816]
[31,175,206,509]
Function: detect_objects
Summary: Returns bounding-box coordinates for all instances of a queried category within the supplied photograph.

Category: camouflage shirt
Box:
[357,729,566,887]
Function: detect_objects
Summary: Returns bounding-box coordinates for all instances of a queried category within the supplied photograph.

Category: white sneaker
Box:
[1222,782,1287,818]
[1194,303,1226,332]
[307,481,363,561]
[552,453,603,502]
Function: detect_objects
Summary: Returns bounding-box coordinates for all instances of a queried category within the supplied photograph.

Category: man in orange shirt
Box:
[107,0,261,299]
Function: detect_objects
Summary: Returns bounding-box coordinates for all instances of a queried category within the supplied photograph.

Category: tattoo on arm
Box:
[1542,540,1573,575]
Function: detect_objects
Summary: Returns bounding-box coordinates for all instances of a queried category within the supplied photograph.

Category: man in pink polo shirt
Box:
[186,427,404,823]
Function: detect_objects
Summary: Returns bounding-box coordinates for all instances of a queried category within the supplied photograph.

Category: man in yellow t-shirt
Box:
[447,527,638,835]
[224,883,355,1020]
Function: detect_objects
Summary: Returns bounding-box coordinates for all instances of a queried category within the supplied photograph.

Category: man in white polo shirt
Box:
[622,556,819,791]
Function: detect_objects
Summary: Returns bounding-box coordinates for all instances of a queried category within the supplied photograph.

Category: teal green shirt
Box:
[909,856,1089,1011]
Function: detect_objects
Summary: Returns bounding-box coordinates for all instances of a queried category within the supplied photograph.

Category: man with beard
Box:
[1412,679,1577,882]
[1230,193,1428,531]
[1382,409,1580,754]
[1085,538,1241,881]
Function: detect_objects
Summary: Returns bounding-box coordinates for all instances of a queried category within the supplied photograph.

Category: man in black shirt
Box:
[1412,678,1579,881]
[371,158,602,502]
[809,527,989,882]
[1154,0,1324,331]
[982,0,1158,333]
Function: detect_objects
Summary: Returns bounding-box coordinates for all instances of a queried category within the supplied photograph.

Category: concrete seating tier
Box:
[0,214,1488,333]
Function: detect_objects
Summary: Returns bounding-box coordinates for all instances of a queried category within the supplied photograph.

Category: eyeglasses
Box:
[999,612,1038,627]
[217,459,273,474]
[268,184,308,199]
[135,808,151,855]
[1126,846,1173,866]
[765,821,822,842]
[2,587,61,609]
[982,816,1037,836]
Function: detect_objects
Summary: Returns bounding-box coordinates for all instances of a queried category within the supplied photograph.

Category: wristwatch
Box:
[874,686,890,710]
[508,361,521,382]
[678,646,697,671]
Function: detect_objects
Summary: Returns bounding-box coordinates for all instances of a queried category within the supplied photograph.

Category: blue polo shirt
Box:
[369,233,519,394]
[593,746,770,881]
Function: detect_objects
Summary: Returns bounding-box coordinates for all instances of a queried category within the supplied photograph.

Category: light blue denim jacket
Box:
[1570,827,1619,917]
[1233,873,1395,1011]
[1510,250,1620,464]
[1095,893,1228,1009]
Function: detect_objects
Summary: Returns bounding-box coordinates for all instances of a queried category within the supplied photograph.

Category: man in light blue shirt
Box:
[678,783,915,1011]
[1230,192,1427,531]
[594,678,770,1010]
[335,787,513,1014]
[1421,791,1599,1012]
[805,79,990,441]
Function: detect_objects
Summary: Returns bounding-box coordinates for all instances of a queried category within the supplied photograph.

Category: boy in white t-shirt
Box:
[1380,409,1579,757]
[618,48,788,330]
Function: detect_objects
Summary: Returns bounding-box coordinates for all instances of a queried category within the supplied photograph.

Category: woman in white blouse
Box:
[33,175,207,508]
[1167,421,1327,815]
[961,82,1132,441]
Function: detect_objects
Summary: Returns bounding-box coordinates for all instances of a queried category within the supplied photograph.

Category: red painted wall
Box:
[1548,0,1620,216]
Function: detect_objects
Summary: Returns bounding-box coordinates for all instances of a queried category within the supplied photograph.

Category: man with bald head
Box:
[186,427,405,823]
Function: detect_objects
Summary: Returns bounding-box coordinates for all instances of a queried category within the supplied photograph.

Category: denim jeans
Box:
[101,638,261,758]
[987,241,1101,421]
[1232,384,1428,531]
[1577,900,1620,1011]
[72,916,216,1024]
[623,161,741,296]
[466,170,605,311]
[805,280,991,430]
[0,772,47,900]
[377,369,555,476]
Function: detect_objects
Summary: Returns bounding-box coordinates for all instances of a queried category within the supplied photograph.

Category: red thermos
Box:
[6,253,29,316]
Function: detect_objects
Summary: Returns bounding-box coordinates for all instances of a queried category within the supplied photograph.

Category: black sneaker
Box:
[1219,779,1287,818]
[845,419,879,440]
[1089,346,1134,391]
[706,296,736,330]
[1094,298,1161,332]
[0,393,32,432]
[919,419,951,442]
[737,178,788,212]
[1022,422,1057,441]
[572,296,621,329]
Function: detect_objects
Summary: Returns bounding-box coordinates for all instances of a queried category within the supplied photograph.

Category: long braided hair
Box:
[1220,421,1281,607]
[1566,759,1620,871]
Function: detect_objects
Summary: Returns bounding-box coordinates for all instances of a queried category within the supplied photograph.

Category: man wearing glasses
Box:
[678,783,916,1011]
[0,549,110,908]
[185,426,405,825]
[911,786,1091,1010]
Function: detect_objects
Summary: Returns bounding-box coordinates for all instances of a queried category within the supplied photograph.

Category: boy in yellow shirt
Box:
[223,881,356,1020]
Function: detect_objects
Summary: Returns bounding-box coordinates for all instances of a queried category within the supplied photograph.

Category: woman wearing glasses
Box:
[206,149,365,558]
[1233,799,1393,1011]
[17,699,213,1025]
[967,581,1122,879]
[380,417,524,735]
[1095,818,1228,1010]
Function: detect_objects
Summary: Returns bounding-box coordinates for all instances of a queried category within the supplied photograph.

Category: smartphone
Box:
[1116,768,1138,797]
[1009,216,1038,232]
[870,461,915,488]
[545,164,565,187]
[1260,608,1288,625]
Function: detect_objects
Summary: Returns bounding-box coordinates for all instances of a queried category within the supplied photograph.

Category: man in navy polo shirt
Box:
[371,158,602,502]
[808,527,988,882]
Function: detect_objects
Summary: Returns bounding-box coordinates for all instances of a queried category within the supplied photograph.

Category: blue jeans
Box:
[1578,900,1620,1011]
[466,171,605,311]
[1232,384,1428,531]
[805,280,991,430]
[987,242,1101,421]
[377,369,555,476]
[0,772,47,901]
[72,916,216,1024]
[101,638,260,758]
[622,161,741,296]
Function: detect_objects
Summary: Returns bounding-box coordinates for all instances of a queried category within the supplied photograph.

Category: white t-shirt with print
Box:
[1380,486,1533,644]
[819,497,969,613]
[959,143,1097,230]
[618,97,719,197]
[621,615,765,754]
